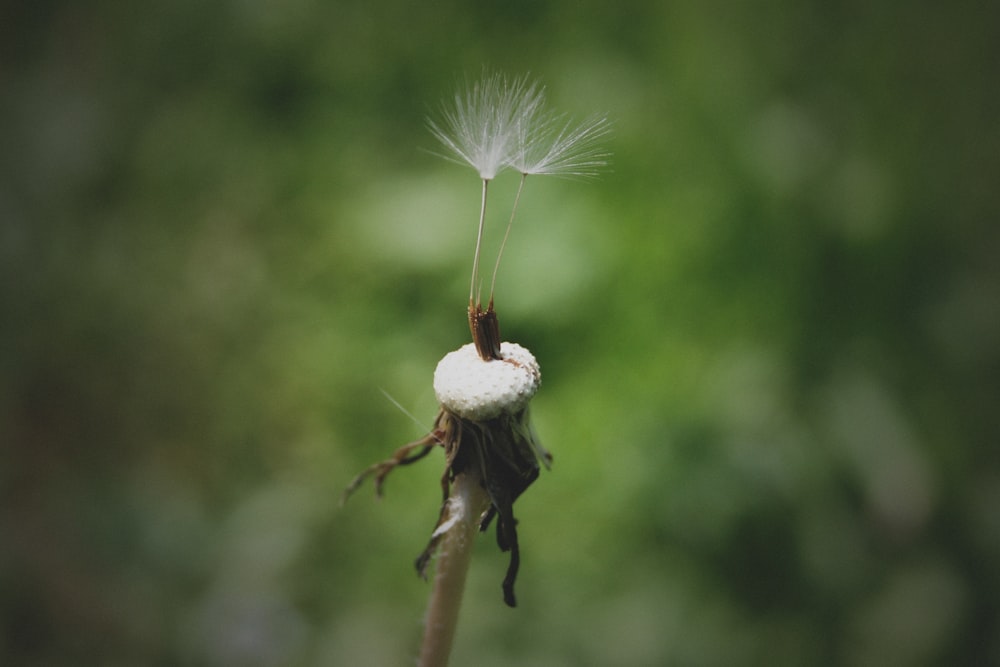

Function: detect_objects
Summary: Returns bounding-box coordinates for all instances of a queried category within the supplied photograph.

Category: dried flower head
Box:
[345,72,608,613]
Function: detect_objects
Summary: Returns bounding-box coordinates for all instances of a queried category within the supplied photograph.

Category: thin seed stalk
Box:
[488,172,527,301]
[469,179,489,304]
[418,470,491,667]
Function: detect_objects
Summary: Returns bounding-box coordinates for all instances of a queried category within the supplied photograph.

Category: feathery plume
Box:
[427,72,544,180]
[428,71,612,306]
[509,111,613,178]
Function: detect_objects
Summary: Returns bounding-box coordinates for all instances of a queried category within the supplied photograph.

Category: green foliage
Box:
[3,1,998,665]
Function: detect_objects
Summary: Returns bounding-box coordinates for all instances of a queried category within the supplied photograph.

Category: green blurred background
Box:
[3,1,998,665]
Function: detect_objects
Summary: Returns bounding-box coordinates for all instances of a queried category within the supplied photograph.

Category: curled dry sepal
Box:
[344,72,607,608]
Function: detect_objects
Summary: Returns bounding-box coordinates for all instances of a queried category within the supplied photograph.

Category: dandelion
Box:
[344,71,609,667]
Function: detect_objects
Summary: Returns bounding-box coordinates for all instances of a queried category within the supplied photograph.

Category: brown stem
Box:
[418,470,491,667]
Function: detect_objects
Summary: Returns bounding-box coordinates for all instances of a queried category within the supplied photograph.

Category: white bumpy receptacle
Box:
[433,342,540,421]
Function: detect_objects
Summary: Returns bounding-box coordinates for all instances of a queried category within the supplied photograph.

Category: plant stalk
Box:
[418,470,491,667]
